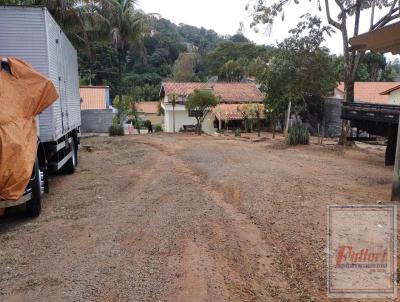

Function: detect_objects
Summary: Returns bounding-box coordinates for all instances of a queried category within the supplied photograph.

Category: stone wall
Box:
[324,97,343,137]
[81,109,115,133]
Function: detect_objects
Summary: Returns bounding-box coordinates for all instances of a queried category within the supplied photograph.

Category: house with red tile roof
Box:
[334,82,398,104]
[159,82,264,133]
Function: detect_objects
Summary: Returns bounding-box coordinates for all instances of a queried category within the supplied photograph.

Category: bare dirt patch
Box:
[0,133,396,301]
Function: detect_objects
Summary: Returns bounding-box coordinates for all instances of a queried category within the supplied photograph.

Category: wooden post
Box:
[386,124,396,166]
[391,117,400,201]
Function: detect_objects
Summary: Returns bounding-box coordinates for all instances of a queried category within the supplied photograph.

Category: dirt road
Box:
[0,134,396,301]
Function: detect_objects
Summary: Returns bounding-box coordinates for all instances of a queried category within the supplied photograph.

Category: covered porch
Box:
[213,103,265,132]
[349,21,400,200]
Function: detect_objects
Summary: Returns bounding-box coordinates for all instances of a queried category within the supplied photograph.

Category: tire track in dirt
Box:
[136,138,293,301]
[1,135,333,301]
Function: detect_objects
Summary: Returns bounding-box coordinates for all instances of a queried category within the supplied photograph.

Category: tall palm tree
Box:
[97,0,151,125]
[12,0,99,79]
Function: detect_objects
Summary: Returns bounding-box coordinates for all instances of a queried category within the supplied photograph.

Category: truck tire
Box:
[61,140,77,174]
[26,158,42,217]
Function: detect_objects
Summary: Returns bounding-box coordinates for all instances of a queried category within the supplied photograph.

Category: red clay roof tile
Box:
[162,82,264,103]
[336,82,398,104]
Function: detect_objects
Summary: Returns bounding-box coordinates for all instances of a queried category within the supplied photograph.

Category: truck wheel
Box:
[61,140,76,174]
[26,158,43,217]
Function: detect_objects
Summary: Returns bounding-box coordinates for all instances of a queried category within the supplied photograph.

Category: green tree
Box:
[97,0,151,125]
[186,89,218,135]
[258,16,337,135]
[172,52,200,82]
[219,60,247,82]
[247,0,400,143]
[207,41,271,77]
[332,52,394,82]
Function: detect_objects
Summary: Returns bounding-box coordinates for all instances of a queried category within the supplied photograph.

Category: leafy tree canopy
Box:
[186,89,218,134]
[207,41,272,79]
[259,15,338,122]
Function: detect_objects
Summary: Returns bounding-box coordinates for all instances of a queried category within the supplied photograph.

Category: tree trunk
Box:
[271,117,276,139]
[344,78,355,103]
[196,118,202,135]
[133,110,141,134]
[284,101,291,137]
[117,52,123,127]
[339,59,356,145]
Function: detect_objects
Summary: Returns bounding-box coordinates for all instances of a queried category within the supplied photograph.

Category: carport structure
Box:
[349,21,400,200]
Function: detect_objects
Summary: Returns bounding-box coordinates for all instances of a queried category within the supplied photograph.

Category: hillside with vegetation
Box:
[78,17,273,102]
[4,0,399,132]
[79,18,221,101]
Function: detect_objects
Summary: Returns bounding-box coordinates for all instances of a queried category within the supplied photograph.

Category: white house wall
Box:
[163,104,216,134]
[388,90,400,105]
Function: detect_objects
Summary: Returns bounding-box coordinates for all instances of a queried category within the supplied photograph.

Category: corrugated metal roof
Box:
[80,86,107,110]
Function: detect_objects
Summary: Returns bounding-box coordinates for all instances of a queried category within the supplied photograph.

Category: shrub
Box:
[235,128,241,137]
[112,115,120,125]
[154,124,163,132]
[287,122,310,145]
[109,125,124,136]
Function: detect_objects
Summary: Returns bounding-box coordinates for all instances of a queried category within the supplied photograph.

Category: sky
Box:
[138,0,399,59]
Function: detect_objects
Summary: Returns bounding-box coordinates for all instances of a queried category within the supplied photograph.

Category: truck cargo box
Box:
[0,6,81,142]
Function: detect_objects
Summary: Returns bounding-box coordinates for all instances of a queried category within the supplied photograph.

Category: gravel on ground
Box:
[0,133,396,301]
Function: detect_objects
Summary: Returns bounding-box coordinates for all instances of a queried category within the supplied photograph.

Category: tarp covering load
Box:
[0,57,58,201]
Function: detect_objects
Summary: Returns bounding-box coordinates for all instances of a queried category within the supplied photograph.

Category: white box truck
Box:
[0,6,81,216]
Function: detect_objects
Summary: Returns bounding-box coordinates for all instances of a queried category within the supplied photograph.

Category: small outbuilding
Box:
[79,86,114,133]
[80,85,110,110]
